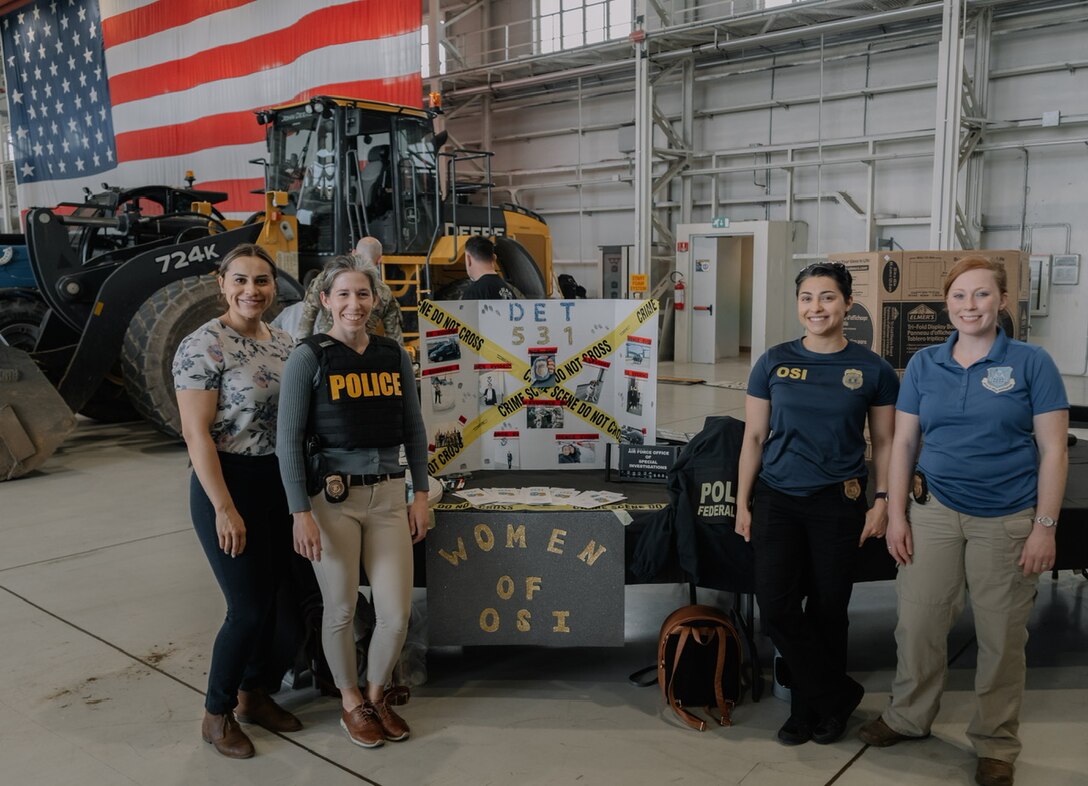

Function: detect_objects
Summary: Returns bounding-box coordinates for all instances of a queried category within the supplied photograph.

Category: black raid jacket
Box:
[630,415,754,592]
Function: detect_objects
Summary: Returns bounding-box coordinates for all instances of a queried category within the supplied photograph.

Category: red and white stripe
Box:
[17,0,421,216]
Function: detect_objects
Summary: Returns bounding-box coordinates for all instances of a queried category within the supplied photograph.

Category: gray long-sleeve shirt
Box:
[276,340,429,513]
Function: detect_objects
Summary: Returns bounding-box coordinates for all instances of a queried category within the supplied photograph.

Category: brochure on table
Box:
[420,298,659,476]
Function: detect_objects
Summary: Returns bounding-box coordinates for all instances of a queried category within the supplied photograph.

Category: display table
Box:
[416,441,1088,589]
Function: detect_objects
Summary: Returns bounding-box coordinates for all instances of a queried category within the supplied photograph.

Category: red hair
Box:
[943,255,1007,298]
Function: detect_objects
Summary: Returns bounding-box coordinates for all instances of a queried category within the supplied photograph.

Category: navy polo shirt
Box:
[897,329,1068,517]
[748,339,899,495]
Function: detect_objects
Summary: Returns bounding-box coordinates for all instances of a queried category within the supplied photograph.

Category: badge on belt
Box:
[911,470,929,504]
[843,478,861,501]
[324,473,348,504]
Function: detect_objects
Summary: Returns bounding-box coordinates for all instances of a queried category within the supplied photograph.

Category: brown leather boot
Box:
[237,688,303,733]
[201,711,255,759]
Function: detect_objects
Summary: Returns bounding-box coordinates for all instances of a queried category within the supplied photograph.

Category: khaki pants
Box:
[310,478,413,690]
[883,495,1037,763]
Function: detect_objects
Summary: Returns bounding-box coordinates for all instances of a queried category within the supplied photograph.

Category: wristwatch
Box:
[873,491,889,501]
[1034,515,1057,528]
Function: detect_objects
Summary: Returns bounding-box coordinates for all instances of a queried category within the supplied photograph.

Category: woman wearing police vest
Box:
[277,255,429,749]
[736,262,899,746]
[173,243,302,759]
[859,257,1068,786]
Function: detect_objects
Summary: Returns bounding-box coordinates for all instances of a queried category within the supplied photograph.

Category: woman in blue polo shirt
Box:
[737,262,899,746]
[859,256,1068,786]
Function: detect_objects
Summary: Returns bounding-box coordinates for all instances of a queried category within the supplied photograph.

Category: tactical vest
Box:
[302,334,405,449]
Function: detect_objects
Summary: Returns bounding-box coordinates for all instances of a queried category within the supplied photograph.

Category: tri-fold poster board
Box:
[419,299,660,475]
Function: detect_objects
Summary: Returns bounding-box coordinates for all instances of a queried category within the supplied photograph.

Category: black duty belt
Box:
[346,470,406,486]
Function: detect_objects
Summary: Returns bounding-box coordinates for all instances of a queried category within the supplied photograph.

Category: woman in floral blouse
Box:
[172,243,300,759]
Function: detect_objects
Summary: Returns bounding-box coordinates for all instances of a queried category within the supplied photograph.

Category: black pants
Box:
[190,453,292,715]
[751,478,865,720]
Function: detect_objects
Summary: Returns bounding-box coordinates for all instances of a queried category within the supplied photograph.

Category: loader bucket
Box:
[0,347,77,480]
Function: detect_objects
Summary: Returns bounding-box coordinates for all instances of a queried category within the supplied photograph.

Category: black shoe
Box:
[812,680,865,745]
[777,715,813,746]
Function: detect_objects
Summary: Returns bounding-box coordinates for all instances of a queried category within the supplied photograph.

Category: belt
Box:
[345,470,406,487]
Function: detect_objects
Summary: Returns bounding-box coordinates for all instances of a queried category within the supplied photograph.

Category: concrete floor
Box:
[1,357,1087,785]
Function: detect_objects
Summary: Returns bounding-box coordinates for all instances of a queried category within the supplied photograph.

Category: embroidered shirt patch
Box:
[842,368,863,390]
[981,366,1015,393]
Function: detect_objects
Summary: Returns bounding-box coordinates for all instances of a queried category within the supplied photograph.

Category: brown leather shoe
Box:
[975,757,1015,786]
[371,687,410,741]
[858,716,930,747]
[237,688,303,733]
[202,711,255,759]
[340,704,385,748]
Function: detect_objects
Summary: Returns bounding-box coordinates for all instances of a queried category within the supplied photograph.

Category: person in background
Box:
[173,243,302,759]
[859,256,1068,786]
[736,261,898,747]
[462,236,516,299]
[277,256,429,749]
[275,237,403,343]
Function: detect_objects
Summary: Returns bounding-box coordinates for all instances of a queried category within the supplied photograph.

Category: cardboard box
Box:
[828,249,1029,371]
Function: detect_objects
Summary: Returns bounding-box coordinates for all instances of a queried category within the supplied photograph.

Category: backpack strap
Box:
[707,624,734,727]
[664,627,708,732]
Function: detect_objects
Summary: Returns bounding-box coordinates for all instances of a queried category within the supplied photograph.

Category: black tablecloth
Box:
[414,442,1088,587]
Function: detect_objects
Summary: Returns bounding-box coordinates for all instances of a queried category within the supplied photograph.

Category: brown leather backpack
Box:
[657,604,744,731]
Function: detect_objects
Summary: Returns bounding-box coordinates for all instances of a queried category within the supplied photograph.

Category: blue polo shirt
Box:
[749,339,899,495]
[897,329,1068,517]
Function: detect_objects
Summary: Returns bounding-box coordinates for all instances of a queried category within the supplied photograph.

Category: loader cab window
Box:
[349,115,394,251]
[267,106,440,257]
[393,116,439,255]
[270,112,335,253]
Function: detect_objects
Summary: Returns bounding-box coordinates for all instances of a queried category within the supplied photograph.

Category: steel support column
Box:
[680,58,694,227]
[961,8,992,249]
[929,0,964,249]
[633,10,652,282]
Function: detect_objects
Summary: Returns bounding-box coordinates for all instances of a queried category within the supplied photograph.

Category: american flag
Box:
[2,0,422,217]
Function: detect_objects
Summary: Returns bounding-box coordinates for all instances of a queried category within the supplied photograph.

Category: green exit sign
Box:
[711,216,729,228]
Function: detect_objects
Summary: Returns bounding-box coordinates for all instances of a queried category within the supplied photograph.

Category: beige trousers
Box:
[883,495,1038,763]
[309,478,412,690]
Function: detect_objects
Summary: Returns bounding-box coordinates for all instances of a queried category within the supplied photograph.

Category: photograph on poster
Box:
[620,425,645,445]
[426,335,461,363]
[527,403,565,429]
[558,441,597,465]
[574,366,606,404]
[434,424,464,451]
[430,374,456,411]
[625,377,643,416]
[494,435,520,470]
[625,340,651,365]
[528,348,557,388]
[478,371,504,407]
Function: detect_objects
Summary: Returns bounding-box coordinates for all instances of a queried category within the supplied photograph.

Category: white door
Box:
[690,235,718,363]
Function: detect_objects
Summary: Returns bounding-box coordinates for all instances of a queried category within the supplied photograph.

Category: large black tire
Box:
[495,237,547,298]
[0,296,47,351]
[121,277,225,438]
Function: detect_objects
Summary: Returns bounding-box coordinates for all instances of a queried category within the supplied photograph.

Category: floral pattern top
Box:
[172,318,295,456]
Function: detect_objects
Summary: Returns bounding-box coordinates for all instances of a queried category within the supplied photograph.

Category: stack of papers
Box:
[451,487,626,508]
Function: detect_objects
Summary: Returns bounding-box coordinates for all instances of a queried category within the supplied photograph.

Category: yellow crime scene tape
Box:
[421,299,661,475]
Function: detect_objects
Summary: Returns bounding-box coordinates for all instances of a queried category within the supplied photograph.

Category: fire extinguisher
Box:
[672,272,686,310]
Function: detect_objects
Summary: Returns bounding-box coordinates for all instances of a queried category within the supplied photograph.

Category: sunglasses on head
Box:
[798,261,847,275]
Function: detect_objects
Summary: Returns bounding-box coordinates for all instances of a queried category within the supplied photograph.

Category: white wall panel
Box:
[444,10,1088,371]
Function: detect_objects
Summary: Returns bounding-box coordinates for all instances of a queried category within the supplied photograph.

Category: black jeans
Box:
[190,452,292,715]
[751,478,866,720]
